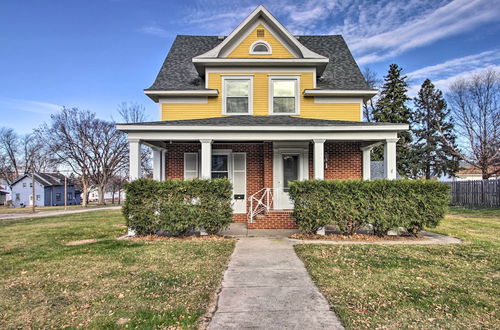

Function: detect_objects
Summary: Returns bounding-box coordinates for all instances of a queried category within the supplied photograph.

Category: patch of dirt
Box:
[64,239,99,246]
[289,233,427,241]
[128,235,231,242]
[112,224,127,228]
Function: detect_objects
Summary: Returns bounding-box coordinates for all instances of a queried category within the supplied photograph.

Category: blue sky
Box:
[1,0,499,133]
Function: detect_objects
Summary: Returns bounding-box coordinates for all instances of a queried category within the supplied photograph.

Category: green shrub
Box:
[123,178,233,236]
[288,180,450,235]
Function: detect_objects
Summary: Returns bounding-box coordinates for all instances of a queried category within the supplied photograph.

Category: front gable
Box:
[226,23,295,58]
[195,5,325,60]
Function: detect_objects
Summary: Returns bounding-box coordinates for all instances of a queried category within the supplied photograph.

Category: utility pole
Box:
[64,175,67,210]
[31,172,35,213]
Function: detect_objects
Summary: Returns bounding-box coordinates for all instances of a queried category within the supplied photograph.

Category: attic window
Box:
[249,41,272,55]
[257,29,265,37]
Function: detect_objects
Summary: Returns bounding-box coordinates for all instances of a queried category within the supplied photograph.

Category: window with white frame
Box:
[223,77,252,114]
[270,77,299,114]
[211,155,229,179]
[250,41,271,55]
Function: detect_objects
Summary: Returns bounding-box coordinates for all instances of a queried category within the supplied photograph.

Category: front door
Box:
[276,153,301,209]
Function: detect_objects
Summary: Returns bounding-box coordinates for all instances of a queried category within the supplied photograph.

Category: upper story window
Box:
[249,40,272,55]
[269,76,300,114]
[223,76,253,115]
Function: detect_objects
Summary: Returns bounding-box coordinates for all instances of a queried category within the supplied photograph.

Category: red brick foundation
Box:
[247,211,297,229]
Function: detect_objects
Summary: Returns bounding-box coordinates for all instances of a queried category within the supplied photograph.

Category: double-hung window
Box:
[223,76,252,114]
[211,155,229,179]
[270,77,299,114]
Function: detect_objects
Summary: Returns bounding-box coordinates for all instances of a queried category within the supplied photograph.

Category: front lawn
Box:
[295,207,500,329]
[0,203,116,215]
[0,210,235,328]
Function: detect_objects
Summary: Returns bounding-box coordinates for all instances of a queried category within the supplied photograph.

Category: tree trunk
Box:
[81,180,88,208]
[118,189,121,205]
[111,188,115,205]
[97,184,105,205]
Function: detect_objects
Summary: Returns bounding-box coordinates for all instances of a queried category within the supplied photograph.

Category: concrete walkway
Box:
[208,237,344,329]
[0,206,121,221]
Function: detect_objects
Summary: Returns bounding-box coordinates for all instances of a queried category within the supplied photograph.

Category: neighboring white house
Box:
[454,166,500,181]
[88,189,126,202]
[0,179,11,205]
[10,176,45,207]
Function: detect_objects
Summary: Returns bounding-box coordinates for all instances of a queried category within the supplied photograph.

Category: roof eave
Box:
[116,124,409,133]
[192,58,329,76]
[144,89,219,102]
[303,89,378,102]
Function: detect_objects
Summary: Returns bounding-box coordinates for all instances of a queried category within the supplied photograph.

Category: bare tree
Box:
[86,120,128,205]
[117,102,148,123]
[117,102,152,178]
[0,127,20,182]
[21,133,59,173]
[37,108,96,207]
[442,69,500,179]
[362,67,381,122]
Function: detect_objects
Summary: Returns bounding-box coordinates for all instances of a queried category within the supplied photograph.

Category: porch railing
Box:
[247,187,275,223]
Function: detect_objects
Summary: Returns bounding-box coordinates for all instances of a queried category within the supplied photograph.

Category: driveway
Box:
[208,237,344,329]
[0,206,121,221]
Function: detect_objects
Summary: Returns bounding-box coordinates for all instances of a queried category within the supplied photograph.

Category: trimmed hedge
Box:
[123,178,233,236]
[288,180,450,235]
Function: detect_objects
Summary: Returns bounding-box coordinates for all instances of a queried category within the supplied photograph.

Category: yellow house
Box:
[117,5,408,229]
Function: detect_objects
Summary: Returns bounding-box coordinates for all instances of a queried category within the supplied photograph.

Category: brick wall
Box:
[164,141,362,227]
[247,211,297,229]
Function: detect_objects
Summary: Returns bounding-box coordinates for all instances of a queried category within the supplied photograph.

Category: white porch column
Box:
[152,148,162,181]
[161,149,167,181]
[200,139,212,179]
[313,139,325,180]
[384,138,398,180]
[129,139,142,181]
[361,146,373,180]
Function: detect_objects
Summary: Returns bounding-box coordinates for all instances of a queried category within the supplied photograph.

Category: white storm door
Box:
[232,153,246,214]
[276,152,303,209]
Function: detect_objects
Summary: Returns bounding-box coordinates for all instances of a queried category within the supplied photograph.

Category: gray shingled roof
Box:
[10,173,75,187]
[147,35,370,91]
[119,116,401,127]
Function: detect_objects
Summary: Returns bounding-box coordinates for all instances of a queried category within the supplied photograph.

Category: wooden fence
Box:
[445,179,500,207]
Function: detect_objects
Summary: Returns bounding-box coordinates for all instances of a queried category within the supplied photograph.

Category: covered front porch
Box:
[117,116,408,229]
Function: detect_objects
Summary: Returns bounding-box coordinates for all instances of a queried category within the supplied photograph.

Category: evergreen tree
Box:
[412,79,459,179]
[372,64,413,176]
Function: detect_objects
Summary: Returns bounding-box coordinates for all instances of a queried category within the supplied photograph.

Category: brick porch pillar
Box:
[263,142,273,188]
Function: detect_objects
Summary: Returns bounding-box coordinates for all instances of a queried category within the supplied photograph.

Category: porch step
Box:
[248,210,297,229]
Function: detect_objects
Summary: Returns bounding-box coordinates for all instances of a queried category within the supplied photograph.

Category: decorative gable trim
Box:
[194,5,326,60]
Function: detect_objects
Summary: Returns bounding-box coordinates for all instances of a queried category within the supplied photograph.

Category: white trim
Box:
[206,67,316,73]
[313,97,363,104]
[193,58,328,65]
[159,97,208,104]
[273,144,309,209]
[221,18,299,58]
[145,90,218,96]
[232,152,247,214]
[304,89,377,98]
[117,124,409,132]
[222,75,254,115]
[195,5,326,59]
[268,75,300,115]
[249,40,272,55]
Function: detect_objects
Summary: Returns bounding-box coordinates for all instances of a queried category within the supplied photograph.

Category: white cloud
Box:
[407,64,500,96]
[352,0,500,65]
[407,50,500,80]
[0,97,61,115]
[139,24,170,38]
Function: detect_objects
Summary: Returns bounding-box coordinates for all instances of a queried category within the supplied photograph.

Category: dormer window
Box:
[250,41,272,55]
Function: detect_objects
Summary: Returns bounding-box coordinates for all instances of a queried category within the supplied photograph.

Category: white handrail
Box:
[247,187,275,223]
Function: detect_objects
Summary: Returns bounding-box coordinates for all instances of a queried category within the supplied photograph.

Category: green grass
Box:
[295,207,500,329]
[0,203,117,214]
[0,210,235,329]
